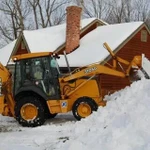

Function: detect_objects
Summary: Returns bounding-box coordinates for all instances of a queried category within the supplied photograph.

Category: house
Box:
[57,21,150,95]
[58,21,150,67]
[0,6,150,96]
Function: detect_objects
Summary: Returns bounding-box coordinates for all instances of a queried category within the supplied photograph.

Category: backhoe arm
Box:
[0,62,15,117]
[62,64,127,82]
[62,42,143,82]
[104,42,142,75]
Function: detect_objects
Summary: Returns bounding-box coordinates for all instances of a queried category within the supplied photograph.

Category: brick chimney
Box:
[66,6,82,53]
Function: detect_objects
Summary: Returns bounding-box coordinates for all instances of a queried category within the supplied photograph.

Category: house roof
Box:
[0,21,147,68]
[0,18,105,66]
[57,22,145,67]
[54,18,107,54]
[0,40,16,66]
[23,18,105,53]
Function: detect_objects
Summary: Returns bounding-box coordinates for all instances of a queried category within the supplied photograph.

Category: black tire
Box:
[44,105,57,119]
[72,97,98,121]
[46,113,57,119]
[15,96,46,127]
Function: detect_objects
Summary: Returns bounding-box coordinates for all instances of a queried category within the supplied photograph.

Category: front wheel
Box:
[15,96,46,127]
[72,97,98,120]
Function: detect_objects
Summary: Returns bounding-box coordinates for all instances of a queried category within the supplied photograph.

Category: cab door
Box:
[42,56,61,99]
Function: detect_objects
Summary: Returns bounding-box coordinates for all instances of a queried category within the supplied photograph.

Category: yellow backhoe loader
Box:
[0,43,148,127]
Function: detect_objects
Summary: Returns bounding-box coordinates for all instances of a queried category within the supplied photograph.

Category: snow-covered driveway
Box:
[0,114,76,150]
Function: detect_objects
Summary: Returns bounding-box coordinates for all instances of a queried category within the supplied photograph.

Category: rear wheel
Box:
[72,97,98,120]
[15,96,46,127]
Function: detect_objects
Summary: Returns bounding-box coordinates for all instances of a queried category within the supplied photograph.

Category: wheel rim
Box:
[77,103,91,118]
[20,103,38,121]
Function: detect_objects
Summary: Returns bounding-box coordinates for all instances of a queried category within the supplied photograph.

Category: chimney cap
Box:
[66,6,82,12]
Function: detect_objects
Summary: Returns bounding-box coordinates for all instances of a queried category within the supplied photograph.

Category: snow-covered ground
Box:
[1,78,150,150]
[0,55,150,150]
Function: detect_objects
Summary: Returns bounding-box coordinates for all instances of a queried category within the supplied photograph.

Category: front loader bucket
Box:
[129,54,150,82]
[129,67,142,82]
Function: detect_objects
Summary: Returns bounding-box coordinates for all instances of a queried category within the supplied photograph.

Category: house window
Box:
[141,30,147,42]
[21,42,25,49]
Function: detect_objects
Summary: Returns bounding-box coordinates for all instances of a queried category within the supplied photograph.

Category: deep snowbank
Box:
[60,79,150,150]
[1,79,150,150]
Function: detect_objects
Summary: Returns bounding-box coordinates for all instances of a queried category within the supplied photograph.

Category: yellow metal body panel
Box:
[62,79,100,97]
[66,79,100,101]
[47,79,103,114]
[12,52,53,61]
[0,62,15,117]
[47,99,70,114]
[0,62,11,83]
[62,65,126,83]
[0,95,11,116]
[0,95,5,114]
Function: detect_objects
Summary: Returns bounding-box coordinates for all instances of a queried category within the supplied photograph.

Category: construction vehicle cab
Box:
[14,52,61,100]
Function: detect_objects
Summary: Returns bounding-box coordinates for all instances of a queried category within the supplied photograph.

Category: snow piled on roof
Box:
[23,18,97,53]
[0,40,16,66]
[58,22,143,67]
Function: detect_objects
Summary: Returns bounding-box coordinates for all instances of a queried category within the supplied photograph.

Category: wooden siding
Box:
[15,41,28,55]
[80,23,98,39]
[100,27,150,96]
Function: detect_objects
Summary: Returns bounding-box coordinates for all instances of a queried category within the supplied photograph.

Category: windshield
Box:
[50,57,60,74]
[14,55,61,99]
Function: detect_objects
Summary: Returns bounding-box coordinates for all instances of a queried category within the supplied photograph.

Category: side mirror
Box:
[53,53,60,59]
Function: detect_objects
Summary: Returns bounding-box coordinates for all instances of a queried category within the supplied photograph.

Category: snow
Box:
[1,79,150,150]
[23,18,97,53]
[58,22,143,67]
[62,79,150,150]
[142,55,150,77]
[1,54,150,150]
[0,18,99,66]
[0,21,143,68]
[0,40,16,66]
[0,20,149,150]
